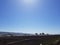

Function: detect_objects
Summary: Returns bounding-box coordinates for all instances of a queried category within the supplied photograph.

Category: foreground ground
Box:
[0,35,60,45]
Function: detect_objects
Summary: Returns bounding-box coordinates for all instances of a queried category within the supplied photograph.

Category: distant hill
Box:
[0,32,34,37]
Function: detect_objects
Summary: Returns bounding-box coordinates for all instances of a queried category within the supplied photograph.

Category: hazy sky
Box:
[0,0,60,34]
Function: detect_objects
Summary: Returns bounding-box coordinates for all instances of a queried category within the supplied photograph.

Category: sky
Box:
[0,0,60,34]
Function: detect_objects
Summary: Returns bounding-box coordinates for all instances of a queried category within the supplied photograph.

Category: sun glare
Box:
[22,0,37,5]
[23,0,35,3]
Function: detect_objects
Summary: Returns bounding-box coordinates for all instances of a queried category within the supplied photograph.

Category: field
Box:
[0,35,60,45]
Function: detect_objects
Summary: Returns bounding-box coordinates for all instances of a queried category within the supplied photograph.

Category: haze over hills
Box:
[0,31,60,37]
[0,32,34,37]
